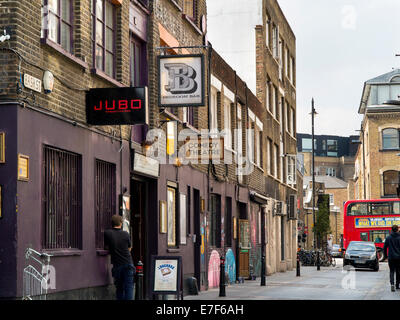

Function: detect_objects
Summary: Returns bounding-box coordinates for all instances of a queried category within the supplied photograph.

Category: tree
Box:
[313,194,331,249]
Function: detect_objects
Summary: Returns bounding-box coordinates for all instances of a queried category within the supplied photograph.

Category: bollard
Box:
[135,261,144,300]
[260,254,266,286]
[317,251,321,271]
[296,249,301,277]
[219,256,226,297]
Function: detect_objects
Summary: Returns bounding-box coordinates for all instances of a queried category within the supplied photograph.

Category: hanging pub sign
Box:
[158,54,205,107]
[86,87,148,125]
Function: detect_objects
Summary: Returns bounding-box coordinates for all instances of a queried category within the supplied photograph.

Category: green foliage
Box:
[313,194,331,248]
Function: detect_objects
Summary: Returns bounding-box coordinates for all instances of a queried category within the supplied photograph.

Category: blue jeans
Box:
[112,264,135,300]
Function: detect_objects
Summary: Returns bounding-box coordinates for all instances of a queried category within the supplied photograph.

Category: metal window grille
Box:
[95,159,116,249]
[43,146,82,249]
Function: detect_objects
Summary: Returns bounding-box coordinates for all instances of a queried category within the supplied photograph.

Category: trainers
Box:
[391,285,395,292]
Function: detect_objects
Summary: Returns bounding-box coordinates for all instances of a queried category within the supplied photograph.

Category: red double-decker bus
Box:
[343,199,400,260]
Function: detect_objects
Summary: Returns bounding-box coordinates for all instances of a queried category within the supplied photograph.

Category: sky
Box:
[207,0,400,136]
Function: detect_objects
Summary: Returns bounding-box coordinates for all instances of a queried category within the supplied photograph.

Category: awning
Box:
[250,191,269,205]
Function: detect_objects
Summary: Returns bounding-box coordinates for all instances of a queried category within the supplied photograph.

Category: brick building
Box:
[207,0,299,275]
[297,133,358,183]
[0,0,299,300]
[0,0,152,299]
[353,69,400,200]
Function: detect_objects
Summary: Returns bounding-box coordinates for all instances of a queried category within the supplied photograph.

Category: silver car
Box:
[331,244,342,257]
[343,241,379,271]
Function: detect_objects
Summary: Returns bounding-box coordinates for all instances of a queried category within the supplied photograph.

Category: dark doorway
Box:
[193,189,201,289]
[131,179,147,265]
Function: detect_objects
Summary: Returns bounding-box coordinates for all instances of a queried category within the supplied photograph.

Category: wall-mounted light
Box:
[43,70,54,94]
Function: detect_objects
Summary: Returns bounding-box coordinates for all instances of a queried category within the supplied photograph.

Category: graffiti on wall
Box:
[208,250,220,288]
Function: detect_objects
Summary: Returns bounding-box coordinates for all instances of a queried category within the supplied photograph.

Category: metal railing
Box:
[22,248,52,300]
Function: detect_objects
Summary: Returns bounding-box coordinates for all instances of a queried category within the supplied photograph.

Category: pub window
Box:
[91,0,116,78]
[43,146,82,249]
[41,0,74,53]
[167,187,177,247]
[95,159,116,249]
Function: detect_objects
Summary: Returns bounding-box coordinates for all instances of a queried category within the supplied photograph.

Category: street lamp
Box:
[309,98,320,270]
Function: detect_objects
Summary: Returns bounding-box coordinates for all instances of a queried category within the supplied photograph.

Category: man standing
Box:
[383,225,400,292]
[104,215,135,300]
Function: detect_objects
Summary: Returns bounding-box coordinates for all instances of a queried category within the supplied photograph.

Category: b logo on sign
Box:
[164,63,198,94]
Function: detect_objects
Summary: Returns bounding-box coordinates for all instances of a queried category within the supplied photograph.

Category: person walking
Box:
[104,215,136,300]
[383,225,400,292]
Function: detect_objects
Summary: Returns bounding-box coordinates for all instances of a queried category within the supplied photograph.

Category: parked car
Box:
[343,241,379,271]
[331,244,342,257]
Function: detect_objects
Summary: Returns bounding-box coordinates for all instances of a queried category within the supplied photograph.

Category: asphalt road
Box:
[185,258,400,300]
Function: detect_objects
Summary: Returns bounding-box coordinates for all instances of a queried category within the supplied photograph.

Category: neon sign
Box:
[86,87,148,125]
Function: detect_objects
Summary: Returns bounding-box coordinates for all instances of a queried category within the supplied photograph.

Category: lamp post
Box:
[310,98,320,270]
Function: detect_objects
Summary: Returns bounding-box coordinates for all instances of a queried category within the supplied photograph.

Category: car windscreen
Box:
[347,243,375,252]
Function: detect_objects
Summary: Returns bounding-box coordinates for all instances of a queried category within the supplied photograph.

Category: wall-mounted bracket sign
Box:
[86,87,148,125]
[158,54,205,107]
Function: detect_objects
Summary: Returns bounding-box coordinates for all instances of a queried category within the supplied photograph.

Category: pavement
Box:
[185,259,400,300]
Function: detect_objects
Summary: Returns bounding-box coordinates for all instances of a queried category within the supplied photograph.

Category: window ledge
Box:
[41,38,88,70]
[162,109,183,124]
[91,68,124,87]
[168,0,182,11]
[224,146,237,155]
[380,149,400,152]
[167,248,180,253]
[96,249,109,256]
[183,122,200,134]
[41,249,83,257]
[182,14,202,36]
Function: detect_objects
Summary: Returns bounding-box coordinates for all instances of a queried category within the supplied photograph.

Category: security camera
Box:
[0,30,10,43]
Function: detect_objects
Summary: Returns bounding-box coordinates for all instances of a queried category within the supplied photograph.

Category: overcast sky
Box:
[278,0,400,136]
[207,0,400,137]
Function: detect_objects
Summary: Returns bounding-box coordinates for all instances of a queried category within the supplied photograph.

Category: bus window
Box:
[348,203,368,216]
[360,232,369,241]
[370,230,390,243]
[370,203,391,215]
[394,202,400,215]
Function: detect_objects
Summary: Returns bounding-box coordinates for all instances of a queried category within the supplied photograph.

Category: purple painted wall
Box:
[0,105,18,298]
[13,106,130,297]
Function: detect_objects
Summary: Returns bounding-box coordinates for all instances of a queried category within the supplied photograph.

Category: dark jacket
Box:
[383,232,400,260]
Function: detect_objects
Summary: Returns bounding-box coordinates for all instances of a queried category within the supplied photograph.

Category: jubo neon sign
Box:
[86,87,148,125]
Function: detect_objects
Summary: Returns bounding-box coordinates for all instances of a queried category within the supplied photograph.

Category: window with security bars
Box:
[95,159,116,249]
[43,146,82,249]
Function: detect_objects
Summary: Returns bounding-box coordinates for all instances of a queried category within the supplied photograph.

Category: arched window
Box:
[390,76,400,83]
[382,128,400,150]
[383,171,400,197]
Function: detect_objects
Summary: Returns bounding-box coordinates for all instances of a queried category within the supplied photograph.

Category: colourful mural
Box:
[225,249,236,284]
[208,250,220,288]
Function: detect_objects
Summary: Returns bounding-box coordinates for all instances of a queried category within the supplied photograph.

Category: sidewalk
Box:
[184,260,400,300]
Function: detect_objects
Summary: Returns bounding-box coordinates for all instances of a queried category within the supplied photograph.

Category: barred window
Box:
[43,146,82,249]
[95,159,116,249]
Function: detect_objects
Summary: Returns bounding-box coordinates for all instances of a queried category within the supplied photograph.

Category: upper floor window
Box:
[183,0,196,21]
[382,128,400,150]
[130,36,143,87]
[41,0,73,53]
[327,139,338,156]
[91,0,116,78]
[383,171,400,197]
